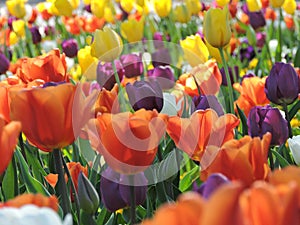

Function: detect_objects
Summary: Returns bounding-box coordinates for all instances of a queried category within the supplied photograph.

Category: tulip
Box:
[90,27,123,62]
[6,0,26,19]
[167,109,239,162]
[0,118,21,174]
[268,166,300,188]
[120,54,143,78]
[180,34,209,67]
[288,135,300,165]
[67,162,88,192]
[282,0,297,15]
[62,39,78,58]
[30,26,42,44]
[100,167,148,212]
[256,32,266,48]
[234,76,270,116]
[248,10,266,30]
[265,62,299,105]
[151,48,172,68]
[121,17,144,43]
[48,0,74,17]
[77,46,98,74]
[173,4,191,23]
[148,66,175,90]
[201,133,272,185]
[91,0,109,18]
[97,60,124,90]
[87,109,168,174]
[126,80,164,112]
[247,105,288,145]
[246,0,262,11]
[191,95,224,116]
[94,84,120,114]
[0,53,10,74]
[270,0,285,7]
[185,0,202,15]
[203,6,232,48]
[153,0,172,18]
[220,66,239,86]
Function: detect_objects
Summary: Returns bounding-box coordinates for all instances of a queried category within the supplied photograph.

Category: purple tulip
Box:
[247,105,289,146]
[265,62,299,105]
[241,3,249,14]
[126,80,163,112]
[193,173,230,199]
[0,53,10,74]
[7,16,17,30]
[120,54,143,78]
[220,66,239,86]
[191,95,224,116]
[30,26,42,44]
[84,4,92,13]
[61,39,78,58]
[97,60,124,90]
[248,11,266,30]
[151,48,171,68]
[256,32,266,48]
[100,167,147,212]
[147,66,175,90]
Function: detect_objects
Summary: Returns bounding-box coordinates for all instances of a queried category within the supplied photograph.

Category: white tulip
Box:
[288,135,300,165]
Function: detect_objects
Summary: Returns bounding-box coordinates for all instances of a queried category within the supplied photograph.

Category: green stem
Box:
[129,175,136,225]
[53,149,71,216]
[112,60,127,112]
[268,149,274,170]
[275,8,283,62]
[18,133,26,162]
[283,103,293,138]
[218,47,235,114]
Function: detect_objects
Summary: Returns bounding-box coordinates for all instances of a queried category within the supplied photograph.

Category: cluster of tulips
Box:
[0,0,300,224]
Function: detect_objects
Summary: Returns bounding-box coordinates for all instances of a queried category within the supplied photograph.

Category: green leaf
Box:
[77,138,96,163]
[15,149,50,196]
[2,156,18,200]
[179,166,199,192]
[294,47,300,67]
[289,100,300,120]
[96,208,112,225]
[270,149,290,168]
[236,104,248,136]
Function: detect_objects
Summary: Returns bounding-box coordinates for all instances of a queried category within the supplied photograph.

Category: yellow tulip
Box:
[246,0,262,12]
[173,4,191,23]
[270,0,285,7]
[203,6,232,48]
[9,32,19,45]
[185,0,202,15]
[12,20,25,37]
[120,17,144,42]
[120,0,135,13]
[77,46,98,74]
[136,0,151,15]
[216,0,230,7]
[83,0,91,4]
[48,0,73,17]
[6,0,26,19]
[282,0,296,15]
[90,27,123,62]
[153,0,172,18]
[180,34,209,67]
[91,0,109,18]
[205,41,227,63]
[104,5,115,23]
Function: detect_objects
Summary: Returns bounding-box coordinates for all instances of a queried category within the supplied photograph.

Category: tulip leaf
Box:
[236,104,248,136]
[96,208,112,225]
[77,138,96,163]
[294,47,300,67]
[2,156,18,200]
[288,100,300,120]
[179,166,199,192]
[270,149,290,168]
[15,149,50,196]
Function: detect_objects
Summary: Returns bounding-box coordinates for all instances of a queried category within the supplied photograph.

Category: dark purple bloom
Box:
[241,3,249,14]
[0,52,10,74]
[240,45,255,63]
[30,26,42,44]
[153,32,170,49]
[147,66,175,90]
[84,4,92,13]
[191,95,224,116]
[265,62,299,105]
[247,105,288,146]
[100,167,147,212]
[151,48,171,67]
[193,173,230,199]
[241,73,255,83]
[120,53,143,78]
[256,32,266,48]
[42,81,66,88]
[248,11,266,30]
[97,60,124,90]
[126,80,163,112]
[61,38,78,58]
[220,66,239,86]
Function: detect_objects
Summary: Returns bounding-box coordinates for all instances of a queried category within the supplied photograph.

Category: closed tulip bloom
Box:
[87,109,168,174]
[180,34,209,67]
[0,118,21,174]
[265,62,299,105]
[203,6,232,48]
[191,95,224,116]
[30,26,42,44]
[247,105,288,145]
[121,17,144,43]
[283,0,297,15]
[90,27,123,62]
[91,0,109,18]
[153,0,172,18]
[270,0,285,7]
[167,109,239,162]
[148,66,175,90]
[248,10,266,30]
[151,48,172,67]
[288,135,300,165]
[61,39,78,58]
[246,0,262,12]
[6,0,26,19]
[185,0,202,15]
[126,80,164,112]
[173,4,191,23]
[97,60,124,90]
[120,54,143,78]
[0,53,10,74]
[77,46,98,74]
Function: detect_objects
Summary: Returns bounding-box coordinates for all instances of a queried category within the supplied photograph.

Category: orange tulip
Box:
[16,49,69,84]
[167,109,239,162]
[176,59,222,97]
[67,162,88,191]
[87,109,168,174]
[10,83,96,152]
[200,133,272,186]
[233,76,270,116]
[0,87,10,123]
[265,8,277,21]
[0,117,21,174]
[268,166,300,187]
[0,194,58,212]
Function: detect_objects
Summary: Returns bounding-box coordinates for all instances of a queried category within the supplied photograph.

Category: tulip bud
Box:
[120,54,143,78]
[62,39,78,58]
[78,172,99,214]
[126,80,164,112]
[120,17,145,43]
[247,105,288,145]
[288,135,300,165]
[248,11,266,30]
[191,95,224,116]
[265,62,299,105]
[148,66,175,90]
[153,0,172,18]
[270,0,285,8]
[203,6,232,48]
[97,60,124,90]
[151,48,172,68]
[30,26,42,44]
[0,53,10,74]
